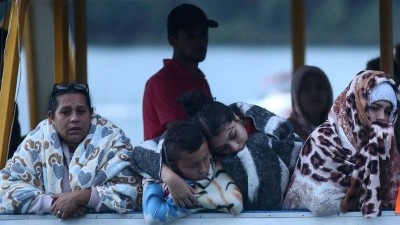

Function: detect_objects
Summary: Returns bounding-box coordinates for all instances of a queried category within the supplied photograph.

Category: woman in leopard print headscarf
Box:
[283,70,400,218]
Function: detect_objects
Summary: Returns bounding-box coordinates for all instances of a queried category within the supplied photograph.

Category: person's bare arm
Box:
[161,164,199,207]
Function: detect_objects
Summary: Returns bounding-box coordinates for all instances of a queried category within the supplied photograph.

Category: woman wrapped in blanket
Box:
[132,91,303,210]
[0,83,142,219]
[142,122,242,225]
[283,70,400,217]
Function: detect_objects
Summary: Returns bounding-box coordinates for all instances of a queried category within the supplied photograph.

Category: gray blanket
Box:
[132,102,303,210]
[225,102,303,209]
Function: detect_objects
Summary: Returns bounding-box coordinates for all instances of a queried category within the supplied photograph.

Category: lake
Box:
[16,45,381,145]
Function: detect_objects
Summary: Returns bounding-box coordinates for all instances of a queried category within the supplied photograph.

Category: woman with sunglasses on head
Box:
[132,91,303,210]
[283,70,400,218]
[0,83,142,219]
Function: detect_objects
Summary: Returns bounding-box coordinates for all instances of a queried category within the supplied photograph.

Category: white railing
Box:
[1,211,399,225]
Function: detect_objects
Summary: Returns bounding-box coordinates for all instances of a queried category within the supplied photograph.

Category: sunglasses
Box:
[51,83,89,99]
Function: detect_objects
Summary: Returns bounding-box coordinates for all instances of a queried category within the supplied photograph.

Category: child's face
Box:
[208,119,248,155]
[175,141,212,180]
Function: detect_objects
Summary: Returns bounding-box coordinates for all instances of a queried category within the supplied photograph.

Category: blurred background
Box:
[2,0,400,144]
[85,0,399,46]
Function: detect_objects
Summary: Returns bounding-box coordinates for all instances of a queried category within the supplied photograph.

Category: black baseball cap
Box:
[167,3,218,34]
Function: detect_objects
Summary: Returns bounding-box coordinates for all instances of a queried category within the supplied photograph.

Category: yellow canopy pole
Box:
[379,0,393,76]
[73,0,87,84]
[54,0,70,83]
[0,0,29,168]
[291,0,305,74]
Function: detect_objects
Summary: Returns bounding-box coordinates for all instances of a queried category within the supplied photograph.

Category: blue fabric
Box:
[142,182,194,225]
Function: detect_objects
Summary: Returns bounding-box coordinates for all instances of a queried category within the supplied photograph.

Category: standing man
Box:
[142,3,218,140]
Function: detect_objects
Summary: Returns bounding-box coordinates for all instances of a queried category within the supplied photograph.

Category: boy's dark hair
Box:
[177,91,235,141]
[162,122,206,167]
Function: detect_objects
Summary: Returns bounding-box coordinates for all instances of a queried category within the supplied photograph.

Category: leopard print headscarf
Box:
[283,70,400,217]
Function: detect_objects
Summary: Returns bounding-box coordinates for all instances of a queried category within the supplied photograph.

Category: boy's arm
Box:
[142,181,196,225]
[161,164,199,207]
